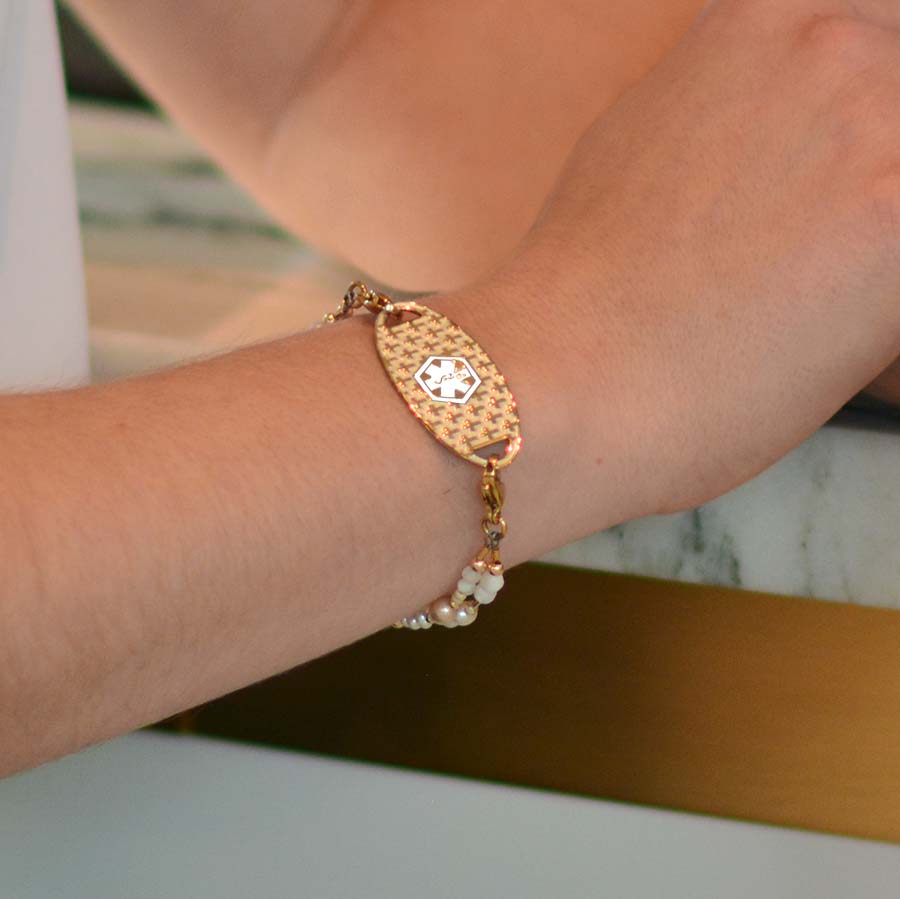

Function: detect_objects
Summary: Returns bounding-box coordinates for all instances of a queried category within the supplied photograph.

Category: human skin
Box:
[69,0,900,400]
[3,0,900,776]
[69,0,706,291]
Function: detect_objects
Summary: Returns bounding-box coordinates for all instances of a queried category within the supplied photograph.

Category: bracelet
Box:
[321,281,522,630]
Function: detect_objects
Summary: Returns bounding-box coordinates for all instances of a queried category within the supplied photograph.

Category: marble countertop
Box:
[72,101,900,609]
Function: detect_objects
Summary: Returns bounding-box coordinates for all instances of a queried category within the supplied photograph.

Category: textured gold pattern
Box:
[375,303,522,468]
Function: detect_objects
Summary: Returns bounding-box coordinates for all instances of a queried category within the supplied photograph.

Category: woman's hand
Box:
[498,0,900,520]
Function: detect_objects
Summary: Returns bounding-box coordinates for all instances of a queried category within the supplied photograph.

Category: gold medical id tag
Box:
[374,302,522,469]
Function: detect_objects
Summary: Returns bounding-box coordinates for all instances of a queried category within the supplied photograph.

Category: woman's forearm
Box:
[64,0,354,188]
[24,0,900,782]
[66,0,705,292]
[0,271,633,778]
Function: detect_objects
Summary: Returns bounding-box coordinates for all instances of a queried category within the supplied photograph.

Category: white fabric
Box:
[0,0,89,390]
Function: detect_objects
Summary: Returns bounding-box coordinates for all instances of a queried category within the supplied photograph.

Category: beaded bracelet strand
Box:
[321,281,522,630]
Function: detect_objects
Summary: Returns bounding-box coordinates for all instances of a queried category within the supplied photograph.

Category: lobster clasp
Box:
[480,456,505,523]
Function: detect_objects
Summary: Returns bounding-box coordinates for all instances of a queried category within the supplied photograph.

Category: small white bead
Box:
[455,603,478,627]
[456,579,476,596]
[480,573,504,592]
[416,612,431,629]
[461,566,481,584]
[474,584,496,605]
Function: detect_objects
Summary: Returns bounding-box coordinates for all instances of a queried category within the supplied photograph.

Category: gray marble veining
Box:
[540,422,900,607]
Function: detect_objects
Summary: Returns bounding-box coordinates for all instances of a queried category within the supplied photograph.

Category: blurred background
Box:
[57,4,144,105]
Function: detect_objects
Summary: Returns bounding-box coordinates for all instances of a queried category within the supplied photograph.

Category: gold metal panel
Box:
[374,302,522,468]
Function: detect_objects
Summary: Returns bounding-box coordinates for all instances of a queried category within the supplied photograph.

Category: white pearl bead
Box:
[455,604,478,626]
[480,573,504,592]
[473,584,496,604]
[461,566,481,584]
[456,579,476,596]
[405,617,417,630]
[429,599,457,626]
[416,612,431,629]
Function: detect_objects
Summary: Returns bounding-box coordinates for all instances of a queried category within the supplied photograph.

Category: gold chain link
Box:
[322,280,395,323]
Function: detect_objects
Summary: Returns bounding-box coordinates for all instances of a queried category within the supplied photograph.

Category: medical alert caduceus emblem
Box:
[414,355,481,405]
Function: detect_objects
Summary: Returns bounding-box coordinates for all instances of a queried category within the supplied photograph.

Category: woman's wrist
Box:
[427,249,649,565]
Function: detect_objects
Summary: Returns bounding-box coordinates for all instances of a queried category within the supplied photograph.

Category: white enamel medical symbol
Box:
[413,355,481,405]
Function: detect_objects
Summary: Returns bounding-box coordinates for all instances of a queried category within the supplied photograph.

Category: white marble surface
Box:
[542,420,900,606]
[3,730,900,898]
[71,102,900,608]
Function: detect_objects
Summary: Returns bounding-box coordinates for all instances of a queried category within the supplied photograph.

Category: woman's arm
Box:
[1,278,624,779]
[66,0,900,403]
[64,0,354,191]
[66,0,706,291]
[9,0,900,778]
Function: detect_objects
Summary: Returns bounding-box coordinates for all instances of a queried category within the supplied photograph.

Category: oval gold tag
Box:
[375,302,522,468]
